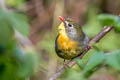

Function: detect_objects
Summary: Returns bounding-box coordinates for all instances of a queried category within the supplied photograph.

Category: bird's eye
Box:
[68,23,72,27]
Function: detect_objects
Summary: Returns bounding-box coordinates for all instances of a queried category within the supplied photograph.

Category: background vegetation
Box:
[0,0,120,80]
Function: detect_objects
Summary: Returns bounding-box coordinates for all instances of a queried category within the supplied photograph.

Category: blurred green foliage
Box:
[0,9,38,80]
[5,0,26,8]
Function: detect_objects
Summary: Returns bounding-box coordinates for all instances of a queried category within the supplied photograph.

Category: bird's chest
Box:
[57,34,78,53]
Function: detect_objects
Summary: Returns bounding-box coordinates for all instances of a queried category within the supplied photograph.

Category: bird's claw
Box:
[63,60,70,68]
[63,62,70,68]
[86,45,92,50]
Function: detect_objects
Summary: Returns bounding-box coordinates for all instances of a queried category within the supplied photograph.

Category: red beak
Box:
[59,16,65,22]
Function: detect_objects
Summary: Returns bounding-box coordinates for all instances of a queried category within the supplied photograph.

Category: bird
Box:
[55,16,89,60]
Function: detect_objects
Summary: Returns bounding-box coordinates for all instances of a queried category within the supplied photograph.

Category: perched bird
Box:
[55,16,89,60]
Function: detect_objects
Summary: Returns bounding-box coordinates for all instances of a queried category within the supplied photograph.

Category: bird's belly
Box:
[57,34,83,59]
[57,45,83,59]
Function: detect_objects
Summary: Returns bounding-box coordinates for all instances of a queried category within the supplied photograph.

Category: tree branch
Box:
[49,26,114,80]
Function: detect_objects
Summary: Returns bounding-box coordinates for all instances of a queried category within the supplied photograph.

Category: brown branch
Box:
[49,26,114,80]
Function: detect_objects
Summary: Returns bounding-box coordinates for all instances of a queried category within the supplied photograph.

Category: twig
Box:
[49,26,114,80]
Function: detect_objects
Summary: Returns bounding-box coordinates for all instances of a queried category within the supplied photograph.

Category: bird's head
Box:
[58,16,84,40]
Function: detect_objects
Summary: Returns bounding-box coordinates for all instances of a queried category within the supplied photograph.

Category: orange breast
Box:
[58,34,78,51]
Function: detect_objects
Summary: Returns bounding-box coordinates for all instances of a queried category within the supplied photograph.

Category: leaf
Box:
[7,12,29,36]
[98,14,120,31]
[17,53,38,78]
[75,49,97,69]
[79,52,105,78]
[0,10,14,47]
[114,21,120,32]
[0,9,29,46]
[13,47,39,78]
[105,50,120,71]
[75,59,85,69]
[98,14,118,26]
[6,0,26,8]
[84,52,105,72]
[61,69,86,80]
[0,55,18,80]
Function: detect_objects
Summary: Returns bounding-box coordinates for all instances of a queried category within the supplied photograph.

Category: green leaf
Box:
[114,20,120,32]
[84,52,105,72]
[0,9,29,38]
[7,12,29,36]
[5,0,26,8]
[75,59,85,69]
[13,47,39,79]
[0,55,18,80]
[0,11,14,47]
[61,69,86,80]
[105,50,120,71]
[98,14,118,26]
[17,53,38,78]
[80,52,105,78]
[98,14,120,31]
[75,49,97,70]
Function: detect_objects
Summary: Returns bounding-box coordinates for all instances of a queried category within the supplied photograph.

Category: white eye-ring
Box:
[65,21,73,28]
[68,23,72,27]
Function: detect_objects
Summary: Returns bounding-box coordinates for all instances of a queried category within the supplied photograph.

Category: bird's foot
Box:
[86,45,92,50]
[63,60,70,68]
